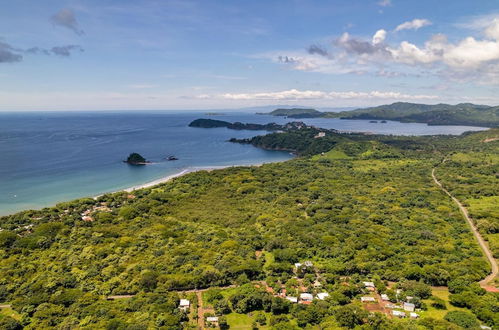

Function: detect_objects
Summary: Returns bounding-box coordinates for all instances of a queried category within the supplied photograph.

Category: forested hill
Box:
[257,108,322,118]
[0,129,497,328]
[259,103,499,127]
[325,102,499,127]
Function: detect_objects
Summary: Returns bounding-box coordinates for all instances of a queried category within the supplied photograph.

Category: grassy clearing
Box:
[226,312,272,330]
[0,307,21,321]
[419,287,467,320]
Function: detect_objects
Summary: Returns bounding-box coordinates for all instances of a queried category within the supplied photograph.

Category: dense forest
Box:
[0,128,497,329]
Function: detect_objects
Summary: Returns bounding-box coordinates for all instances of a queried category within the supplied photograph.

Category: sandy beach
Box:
[123,165,236,192]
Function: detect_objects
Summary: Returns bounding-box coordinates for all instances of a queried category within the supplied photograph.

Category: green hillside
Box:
[324,102,499,127]
[0,129,497,329]
[260,108,322,118]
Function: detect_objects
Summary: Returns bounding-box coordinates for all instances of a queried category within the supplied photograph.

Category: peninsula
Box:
[259,102,499,127]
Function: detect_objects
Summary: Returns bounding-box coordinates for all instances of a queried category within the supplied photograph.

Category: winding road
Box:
[432,168,498,291]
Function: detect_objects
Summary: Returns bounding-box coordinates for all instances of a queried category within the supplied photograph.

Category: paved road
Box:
[432,168,498,290]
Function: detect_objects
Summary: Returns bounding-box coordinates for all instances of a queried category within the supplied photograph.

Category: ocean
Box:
[0,111,488,216]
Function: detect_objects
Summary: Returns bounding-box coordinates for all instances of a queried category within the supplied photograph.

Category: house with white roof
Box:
[206,316,219,323]
[410,312,419,319]
[361,296,376,302]
[403,302,415,312]
[392,310,406,318]
[179,299,190,311]
[381,294,389,301]
[363,281,375,288]
[286,296,298,303]
[300,293,313,302]
[317,292,329,300]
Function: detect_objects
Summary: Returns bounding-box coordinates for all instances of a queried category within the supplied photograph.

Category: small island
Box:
[124,153,150,165]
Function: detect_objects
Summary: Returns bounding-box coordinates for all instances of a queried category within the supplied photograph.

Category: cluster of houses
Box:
[361,281,419,319]
[80,203,111,222]
[284,292,330,304]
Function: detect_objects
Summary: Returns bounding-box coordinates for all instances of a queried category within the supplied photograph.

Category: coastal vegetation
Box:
[258,108,323,118]
[260,102,499,127]
[0,127,497,328]
[188,118,304,131]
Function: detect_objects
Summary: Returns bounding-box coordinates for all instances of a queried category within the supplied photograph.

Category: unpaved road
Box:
[432,168,498,291]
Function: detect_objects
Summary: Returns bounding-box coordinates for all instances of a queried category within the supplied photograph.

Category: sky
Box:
[1,0,499,110]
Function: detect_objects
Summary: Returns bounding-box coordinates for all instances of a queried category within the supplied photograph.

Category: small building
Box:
[314,132,326,138]
[386,304,397,309]
[381,294,389,301]
[317,292,329,300]
[206,316,219,323]
[294,262,302,269]
[363,281,375,288]
[303,261,313,267]
[361,296,376,302]
[410,312,419,319]
[286,296,298,303]
[392,310,406,318]
[403,302,415,312]
[179,299,190,311]
[406,296,413,301]
[300,293,313,302]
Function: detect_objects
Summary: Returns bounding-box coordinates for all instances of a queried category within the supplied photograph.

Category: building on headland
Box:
[314,132,326,138]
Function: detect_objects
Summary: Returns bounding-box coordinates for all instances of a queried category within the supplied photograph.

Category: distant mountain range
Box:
[258,102,499,127]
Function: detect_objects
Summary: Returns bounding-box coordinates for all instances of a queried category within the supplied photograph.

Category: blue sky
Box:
[1,0,499,110]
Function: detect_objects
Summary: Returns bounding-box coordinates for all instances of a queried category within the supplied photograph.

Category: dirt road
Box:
[432,168,498,290]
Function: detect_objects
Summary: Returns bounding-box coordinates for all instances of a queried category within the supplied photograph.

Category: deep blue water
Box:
[0,111,487,215]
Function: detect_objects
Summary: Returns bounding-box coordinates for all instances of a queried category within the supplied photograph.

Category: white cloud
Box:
[199,89,437,101]
[372,29,387,45]
[378,0,391,7]
[485,18,499,40]
[395,19,432,32]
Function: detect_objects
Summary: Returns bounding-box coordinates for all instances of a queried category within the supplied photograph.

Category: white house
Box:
[363,281,375,288]
[361,296,376,302]
[206,316,219,323]
[294,263,302,269]
[286,296,298,303]
[314,132,326,138]
[381,294,389,301]
[392,310,406,318]
[410,312,419,319]
[300,293,313,302]
[179,299,190,311]
[403,302,415,312]
[317,292,329,300]
[303,261,313,267]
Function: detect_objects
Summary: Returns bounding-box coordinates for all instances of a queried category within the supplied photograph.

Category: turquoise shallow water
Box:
[0,111,487,215]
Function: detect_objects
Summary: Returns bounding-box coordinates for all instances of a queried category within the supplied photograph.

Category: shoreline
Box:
[123,165,235,192]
